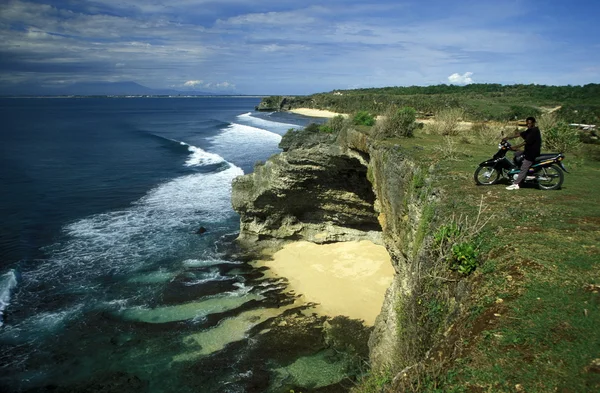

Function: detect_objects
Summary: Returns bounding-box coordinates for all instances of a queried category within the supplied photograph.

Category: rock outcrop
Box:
[232,141,381,246]
[231,124,464,376]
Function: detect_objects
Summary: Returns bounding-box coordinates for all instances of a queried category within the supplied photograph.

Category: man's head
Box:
[526,116,536,128]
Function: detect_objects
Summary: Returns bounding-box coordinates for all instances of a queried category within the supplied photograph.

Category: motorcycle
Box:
[474,140,568,190]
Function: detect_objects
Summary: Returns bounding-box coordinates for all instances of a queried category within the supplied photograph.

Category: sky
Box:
[0,0,599,95]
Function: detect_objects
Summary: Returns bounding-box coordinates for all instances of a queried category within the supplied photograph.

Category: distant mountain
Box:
[0,81,217,96]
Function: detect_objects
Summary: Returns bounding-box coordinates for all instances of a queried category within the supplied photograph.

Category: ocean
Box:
[0,97,347,392]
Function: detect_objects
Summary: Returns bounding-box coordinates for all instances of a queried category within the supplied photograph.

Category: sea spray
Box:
[0,269,18,327]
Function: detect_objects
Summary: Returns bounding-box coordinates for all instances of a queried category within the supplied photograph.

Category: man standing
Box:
[503,116,542,190]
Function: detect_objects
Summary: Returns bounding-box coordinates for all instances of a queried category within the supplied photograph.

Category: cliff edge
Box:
[231,123,469,380]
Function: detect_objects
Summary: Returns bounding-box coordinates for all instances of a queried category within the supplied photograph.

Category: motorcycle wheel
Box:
[537,164,564,190]
[474,165,500,185]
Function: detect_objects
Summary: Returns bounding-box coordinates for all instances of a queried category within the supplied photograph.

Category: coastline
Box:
[254,240,393,326]
[287,108,349,118]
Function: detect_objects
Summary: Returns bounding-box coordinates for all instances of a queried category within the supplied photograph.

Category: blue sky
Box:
[1,0,599,94]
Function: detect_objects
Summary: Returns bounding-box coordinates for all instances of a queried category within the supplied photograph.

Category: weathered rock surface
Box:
[232,142,381,246]
[231,125,463,375]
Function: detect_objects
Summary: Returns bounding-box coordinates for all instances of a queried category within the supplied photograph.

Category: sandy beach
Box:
[256,240,394,326]
[288,108,349,118]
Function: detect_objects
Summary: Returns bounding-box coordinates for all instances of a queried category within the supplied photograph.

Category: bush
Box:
[373,106,419,138]
[326,115,347,133]
[471,122,500,144]
[538,112,559,132]
[432,108,465,136]
[279,122,337,151]
[353,111,376,126]
[543,122,582,152]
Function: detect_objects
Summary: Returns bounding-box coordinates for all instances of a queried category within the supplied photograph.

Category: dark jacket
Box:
[520,126,542,161]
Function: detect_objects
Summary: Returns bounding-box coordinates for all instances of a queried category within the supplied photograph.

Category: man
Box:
[503,116,542,190]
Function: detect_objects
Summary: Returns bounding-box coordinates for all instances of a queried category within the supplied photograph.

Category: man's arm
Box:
[503,128,525,150]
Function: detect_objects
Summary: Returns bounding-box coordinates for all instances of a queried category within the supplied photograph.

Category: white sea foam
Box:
[213,123,282,145]
[0,269,18,327]
[181,258,238,268]
[182,268,226,286]
[180,142,224,167]
[236,112,300,135]
[17,305,83,337]
[38,165,244,284]
[208,123,283,166]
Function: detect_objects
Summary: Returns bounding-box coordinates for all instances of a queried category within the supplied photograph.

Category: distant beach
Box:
[288,108,349,118]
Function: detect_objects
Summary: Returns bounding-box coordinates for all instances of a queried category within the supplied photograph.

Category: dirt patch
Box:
[567,216,600,229]
[504,344,536,363]
[550,321,578,343]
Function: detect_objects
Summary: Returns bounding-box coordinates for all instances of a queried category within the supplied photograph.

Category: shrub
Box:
[433,136,460,160]
[353,111,376,126]
[327,115,347,133]
[373,106,419,138]
[538,112,558,132]
[471,122,500,144]
[433,221,461,248]
[319,124,335,133]
[432,108,465,136]
[543,122,582,153]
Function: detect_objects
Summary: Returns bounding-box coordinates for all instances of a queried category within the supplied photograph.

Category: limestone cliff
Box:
[231,135,381,246]
[231,125,465,377]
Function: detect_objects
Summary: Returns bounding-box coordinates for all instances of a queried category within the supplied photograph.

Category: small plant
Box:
[449,241,479,275]
[434,135,460,160]
[319,124,335,133]
[353,110,376,126]
[351,369,393,393]
[433,221,461,248]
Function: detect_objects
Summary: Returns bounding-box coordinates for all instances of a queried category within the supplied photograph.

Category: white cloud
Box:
[184,80,203,87]
[448,72,474,85]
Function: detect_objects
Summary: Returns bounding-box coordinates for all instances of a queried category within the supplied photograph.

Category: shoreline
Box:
[287,108,349,118]
[254,240,393,326]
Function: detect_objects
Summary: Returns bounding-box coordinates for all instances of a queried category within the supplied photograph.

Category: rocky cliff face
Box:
[232,140,381,246]
[231,126,460,374]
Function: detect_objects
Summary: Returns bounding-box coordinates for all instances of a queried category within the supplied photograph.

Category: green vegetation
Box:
[430,107,465,136]
[544,121,582,152]
[260,83,600,123]
[359,125,600,393]
[353,110,376,126]
[265,85,600,392]
[373,106,420,138]
[449,242,479,275]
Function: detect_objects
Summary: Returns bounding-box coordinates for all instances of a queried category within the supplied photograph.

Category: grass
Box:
[350,122,600,392]
[395,128,600,392]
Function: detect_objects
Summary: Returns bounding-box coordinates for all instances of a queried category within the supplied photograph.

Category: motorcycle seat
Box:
[534,153,561,162]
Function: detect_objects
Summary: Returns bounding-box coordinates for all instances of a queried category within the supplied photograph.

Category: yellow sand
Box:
[288,108,349,118]
[256,240,393,325]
